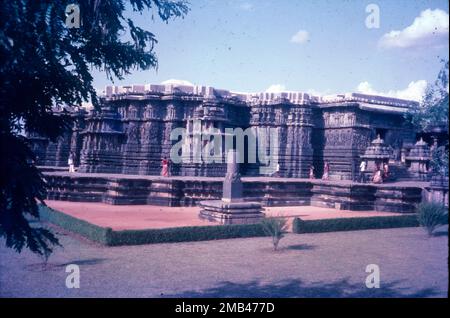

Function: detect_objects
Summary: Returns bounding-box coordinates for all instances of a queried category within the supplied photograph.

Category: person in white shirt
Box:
[272,163,280,177]
[309,164,315,179]
[359,160,367,183]
[68,152,75,173]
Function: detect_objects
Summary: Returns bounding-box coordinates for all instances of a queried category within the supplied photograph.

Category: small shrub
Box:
[109,223,268,246]
[261,216,289,251]
[416,202,448,236]
[292,215,419,234]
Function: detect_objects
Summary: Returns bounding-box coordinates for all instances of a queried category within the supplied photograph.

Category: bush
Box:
[416,202,448,236]
[292,215,419,234]
[39,205,112,244]
[108,223,269,246]
[261,216,289,251]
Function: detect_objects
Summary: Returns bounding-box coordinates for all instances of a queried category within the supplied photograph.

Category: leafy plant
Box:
[405,60,449,178]
[416,202,448,236]
[261,216,289,251]
[430,144,449,177]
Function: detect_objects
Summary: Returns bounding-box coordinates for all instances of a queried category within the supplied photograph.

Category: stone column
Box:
[78,105,124,173]
[222,150,243,202]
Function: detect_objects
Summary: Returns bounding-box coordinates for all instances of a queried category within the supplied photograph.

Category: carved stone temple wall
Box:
[27,108,87,167]
[28,85,424,181]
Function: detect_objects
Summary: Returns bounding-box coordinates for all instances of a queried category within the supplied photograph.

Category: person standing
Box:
[161,156,169,177]
[322,161,330,180]
[383,162,389,181]
[272,163,280,177]
[359,160,367,183]
[68,151,75,173]
[309,164,315,179]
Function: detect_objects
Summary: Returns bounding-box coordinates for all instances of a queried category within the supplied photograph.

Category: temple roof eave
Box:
[317,102,409,115]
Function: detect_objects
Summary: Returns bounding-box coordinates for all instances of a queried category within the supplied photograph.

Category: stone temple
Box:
[28,83,448,214]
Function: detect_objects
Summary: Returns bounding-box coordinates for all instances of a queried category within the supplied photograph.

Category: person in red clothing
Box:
[161,156,170,177]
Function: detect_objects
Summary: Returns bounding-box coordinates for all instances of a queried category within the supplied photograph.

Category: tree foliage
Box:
[406,60,449,133]
[0,0,188,257]
[405,60,449,176]
[430,144,449,177]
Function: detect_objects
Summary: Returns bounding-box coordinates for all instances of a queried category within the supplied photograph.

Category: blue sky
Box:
[92,0,449,101]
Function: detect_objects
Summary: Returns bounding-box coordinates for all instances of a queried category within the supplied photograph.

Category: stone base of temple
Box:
[198,200,264,224]
[42,170,428,213]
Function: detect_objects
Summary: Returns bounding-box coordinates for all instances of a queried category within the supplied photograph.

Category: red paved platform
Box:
[45,200,403,231]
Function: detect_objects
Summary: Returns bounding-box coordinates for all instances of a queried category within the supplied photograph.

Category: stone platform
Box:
[198,201,264,224]
[42,170,427,213]
[44,200,404,231]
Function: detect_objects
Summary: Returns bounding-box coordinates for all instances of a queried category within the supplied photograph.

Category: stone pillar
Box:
[139,103,163,175]
[121,104,143,175]
[222,150,243,202]
[198,149,264,224]
[78,105,125,173]
[285,106,314,178]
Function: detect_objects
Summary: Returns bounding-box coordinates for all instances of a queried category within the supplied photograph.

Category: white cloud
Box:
[356,80,428,102]
[379,9,449,49]
[305,88,331,97]
[290,30,309,44]
[356,82,378,95]
[161,79,194,86]
[265,84,286,93]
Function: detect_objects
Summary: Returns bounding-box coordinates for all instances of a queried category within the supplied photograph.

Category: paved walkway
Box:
[45,200,403,231]
[0,227,447,297]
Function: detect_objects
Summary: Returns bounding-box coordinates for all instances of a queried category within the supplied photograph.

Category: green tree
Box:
[405,60,449,176]
[0,0,189,258]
